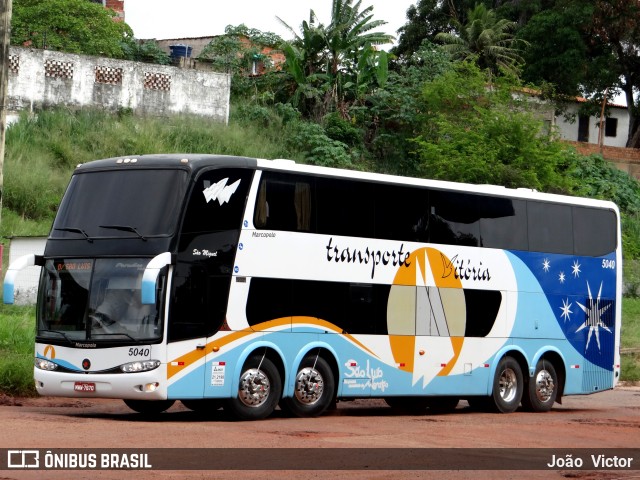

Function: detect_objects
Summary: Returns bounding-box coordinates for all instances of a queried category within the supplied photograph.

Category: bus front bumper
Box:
[34,368,168,400]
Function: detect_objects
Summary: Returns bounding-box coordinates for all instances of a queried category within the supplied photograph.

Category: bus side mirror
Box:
[141,252,173,305]
[3,254,40,304]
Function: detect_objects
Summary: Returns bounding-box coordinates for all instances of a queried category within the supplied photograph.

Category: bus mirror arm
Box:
[3,254,42,304]
[141,252,174,305]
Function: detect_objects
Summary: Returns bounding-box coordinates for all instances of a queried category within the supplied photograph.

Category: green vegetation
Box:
[622,299,640,382]
[11,0,133,58]
[0,305,35,396]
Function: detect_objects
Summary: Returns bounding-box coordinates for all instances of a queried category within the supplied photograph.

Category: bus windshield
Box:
[37,258,164,343]
[51,169,188,239]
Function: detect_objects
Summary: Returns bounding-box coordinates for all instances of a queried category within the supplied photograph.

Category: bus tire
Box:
[521,359,558,412]
[226,355,281,420]
[181,399,224,413]
[490,356,523,413]
[283,356,335,418]
[123,399,175,414]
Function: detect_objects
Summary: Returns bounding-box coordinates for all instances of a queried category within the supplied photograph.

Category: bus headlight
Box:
[120,360,161,373]
[35,358,58,371]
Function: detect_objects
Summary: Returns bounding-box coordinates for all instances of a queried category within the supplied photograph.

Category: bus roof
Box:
[73,154,619,213]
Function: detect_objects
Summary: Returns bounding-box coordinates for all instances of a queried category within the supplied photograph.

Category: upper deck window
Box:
[52,169,188,239]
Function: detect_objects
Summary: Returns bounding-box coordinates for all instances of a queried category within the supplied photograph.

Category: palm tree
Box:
[435,3,526,76]
[278,0,394,117]
[277,11,331,115]
[323,0,393,77]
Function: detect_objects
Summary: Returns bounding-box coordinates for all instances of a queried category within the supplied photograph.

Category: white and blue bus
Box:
[4,154,621,419]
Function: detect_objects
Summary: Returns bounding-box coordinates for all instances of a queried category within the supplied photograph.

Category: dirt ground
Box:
[0,384,638,480]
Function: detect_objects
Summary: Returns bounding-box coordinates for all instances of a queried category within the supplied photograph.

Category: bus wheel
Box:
[123,399,175,414]
[284,356,335,417]
[226,355,282,420]
[490,356,523,413]
[181,399,224,413]
[522,360,558,412]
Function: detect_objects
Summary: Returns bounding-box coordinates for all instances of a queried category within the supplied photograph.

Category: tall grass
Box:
[2,106,306,239]
[621,298,640,382]
[0,305,35,396]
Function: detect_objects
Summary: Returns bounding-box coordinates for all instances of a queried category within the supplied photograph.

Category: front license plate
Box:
[74,382,96,392]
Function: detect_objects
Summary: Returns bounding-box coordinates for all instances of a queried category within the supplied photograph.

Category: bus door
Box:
[172,167,253,399]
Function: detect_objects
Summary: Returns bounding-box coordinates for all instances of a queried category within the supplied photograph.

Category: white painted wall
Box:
[555,103,630,148]
[7,46,231,123]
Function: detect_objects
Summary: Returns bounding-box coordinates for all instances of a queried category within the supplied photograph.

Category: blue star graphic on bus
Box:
[511,250,617,370]
[575,281,612,352]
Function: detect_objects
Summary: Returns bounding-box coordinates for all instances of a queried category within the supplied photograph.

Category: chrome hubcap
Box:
[499,368,518,403]
[238,368,270,407]
[534,369,555,403]
[294,367,324,405]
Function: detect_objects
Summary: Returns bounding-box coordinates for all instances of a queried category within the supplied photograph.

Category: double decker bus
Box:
[3,154,621,419]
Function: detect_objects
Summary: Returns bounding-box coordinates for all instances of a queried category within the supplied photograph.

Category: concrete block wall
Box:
[7,46,231,122]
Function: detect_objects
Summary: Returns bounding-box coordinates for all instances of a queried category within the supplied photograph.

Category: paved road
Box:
[0,386,639,479]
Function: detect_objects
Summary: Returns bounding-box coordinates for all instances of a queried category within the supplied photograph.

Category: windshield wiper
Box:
[99,225,147,241]
[90,332,139,342]
[38,329,73,343]
[54,227,93,243]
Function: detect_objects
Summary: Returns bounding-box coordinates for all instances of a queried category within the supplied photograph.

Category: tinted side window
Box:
[246,278,292,327]
[527,201,573,254]
[246,278,388,334]
[375,184,429,242]
[169,265,229,341]
[254,172,314,232]
[182,169,252,234]
[430,191,480,246]
[574,207,617,256]
[480,198,528,250]
[316,177,374,238]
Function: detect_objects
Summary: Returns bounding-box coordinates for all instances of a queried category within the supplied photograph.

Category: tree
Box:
[357,41,453,175]
[590,0,640,147]
[199,24,284,99]
[278,0,393,118]
[121,40,170,65]
[518,4,594,96]
[393,0,540,60]
[518,0,640,147]
[393,0,462,59]
[275,12,329,113]
[434,4,526,76]
[413,62,573,191]
[11,0,133,58]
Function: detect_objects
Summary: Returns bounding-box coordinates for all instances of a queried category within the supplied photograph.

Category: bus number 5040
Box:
[129,348,150,357]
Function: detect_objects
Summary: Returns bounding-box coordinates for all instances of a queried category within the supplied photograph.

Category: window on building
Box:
[605,117,618,137]
[578,115,590,142]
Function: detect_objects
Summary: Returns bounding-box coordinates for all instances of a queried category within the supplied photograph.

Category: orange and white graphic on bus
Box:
[387,247,515,387]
